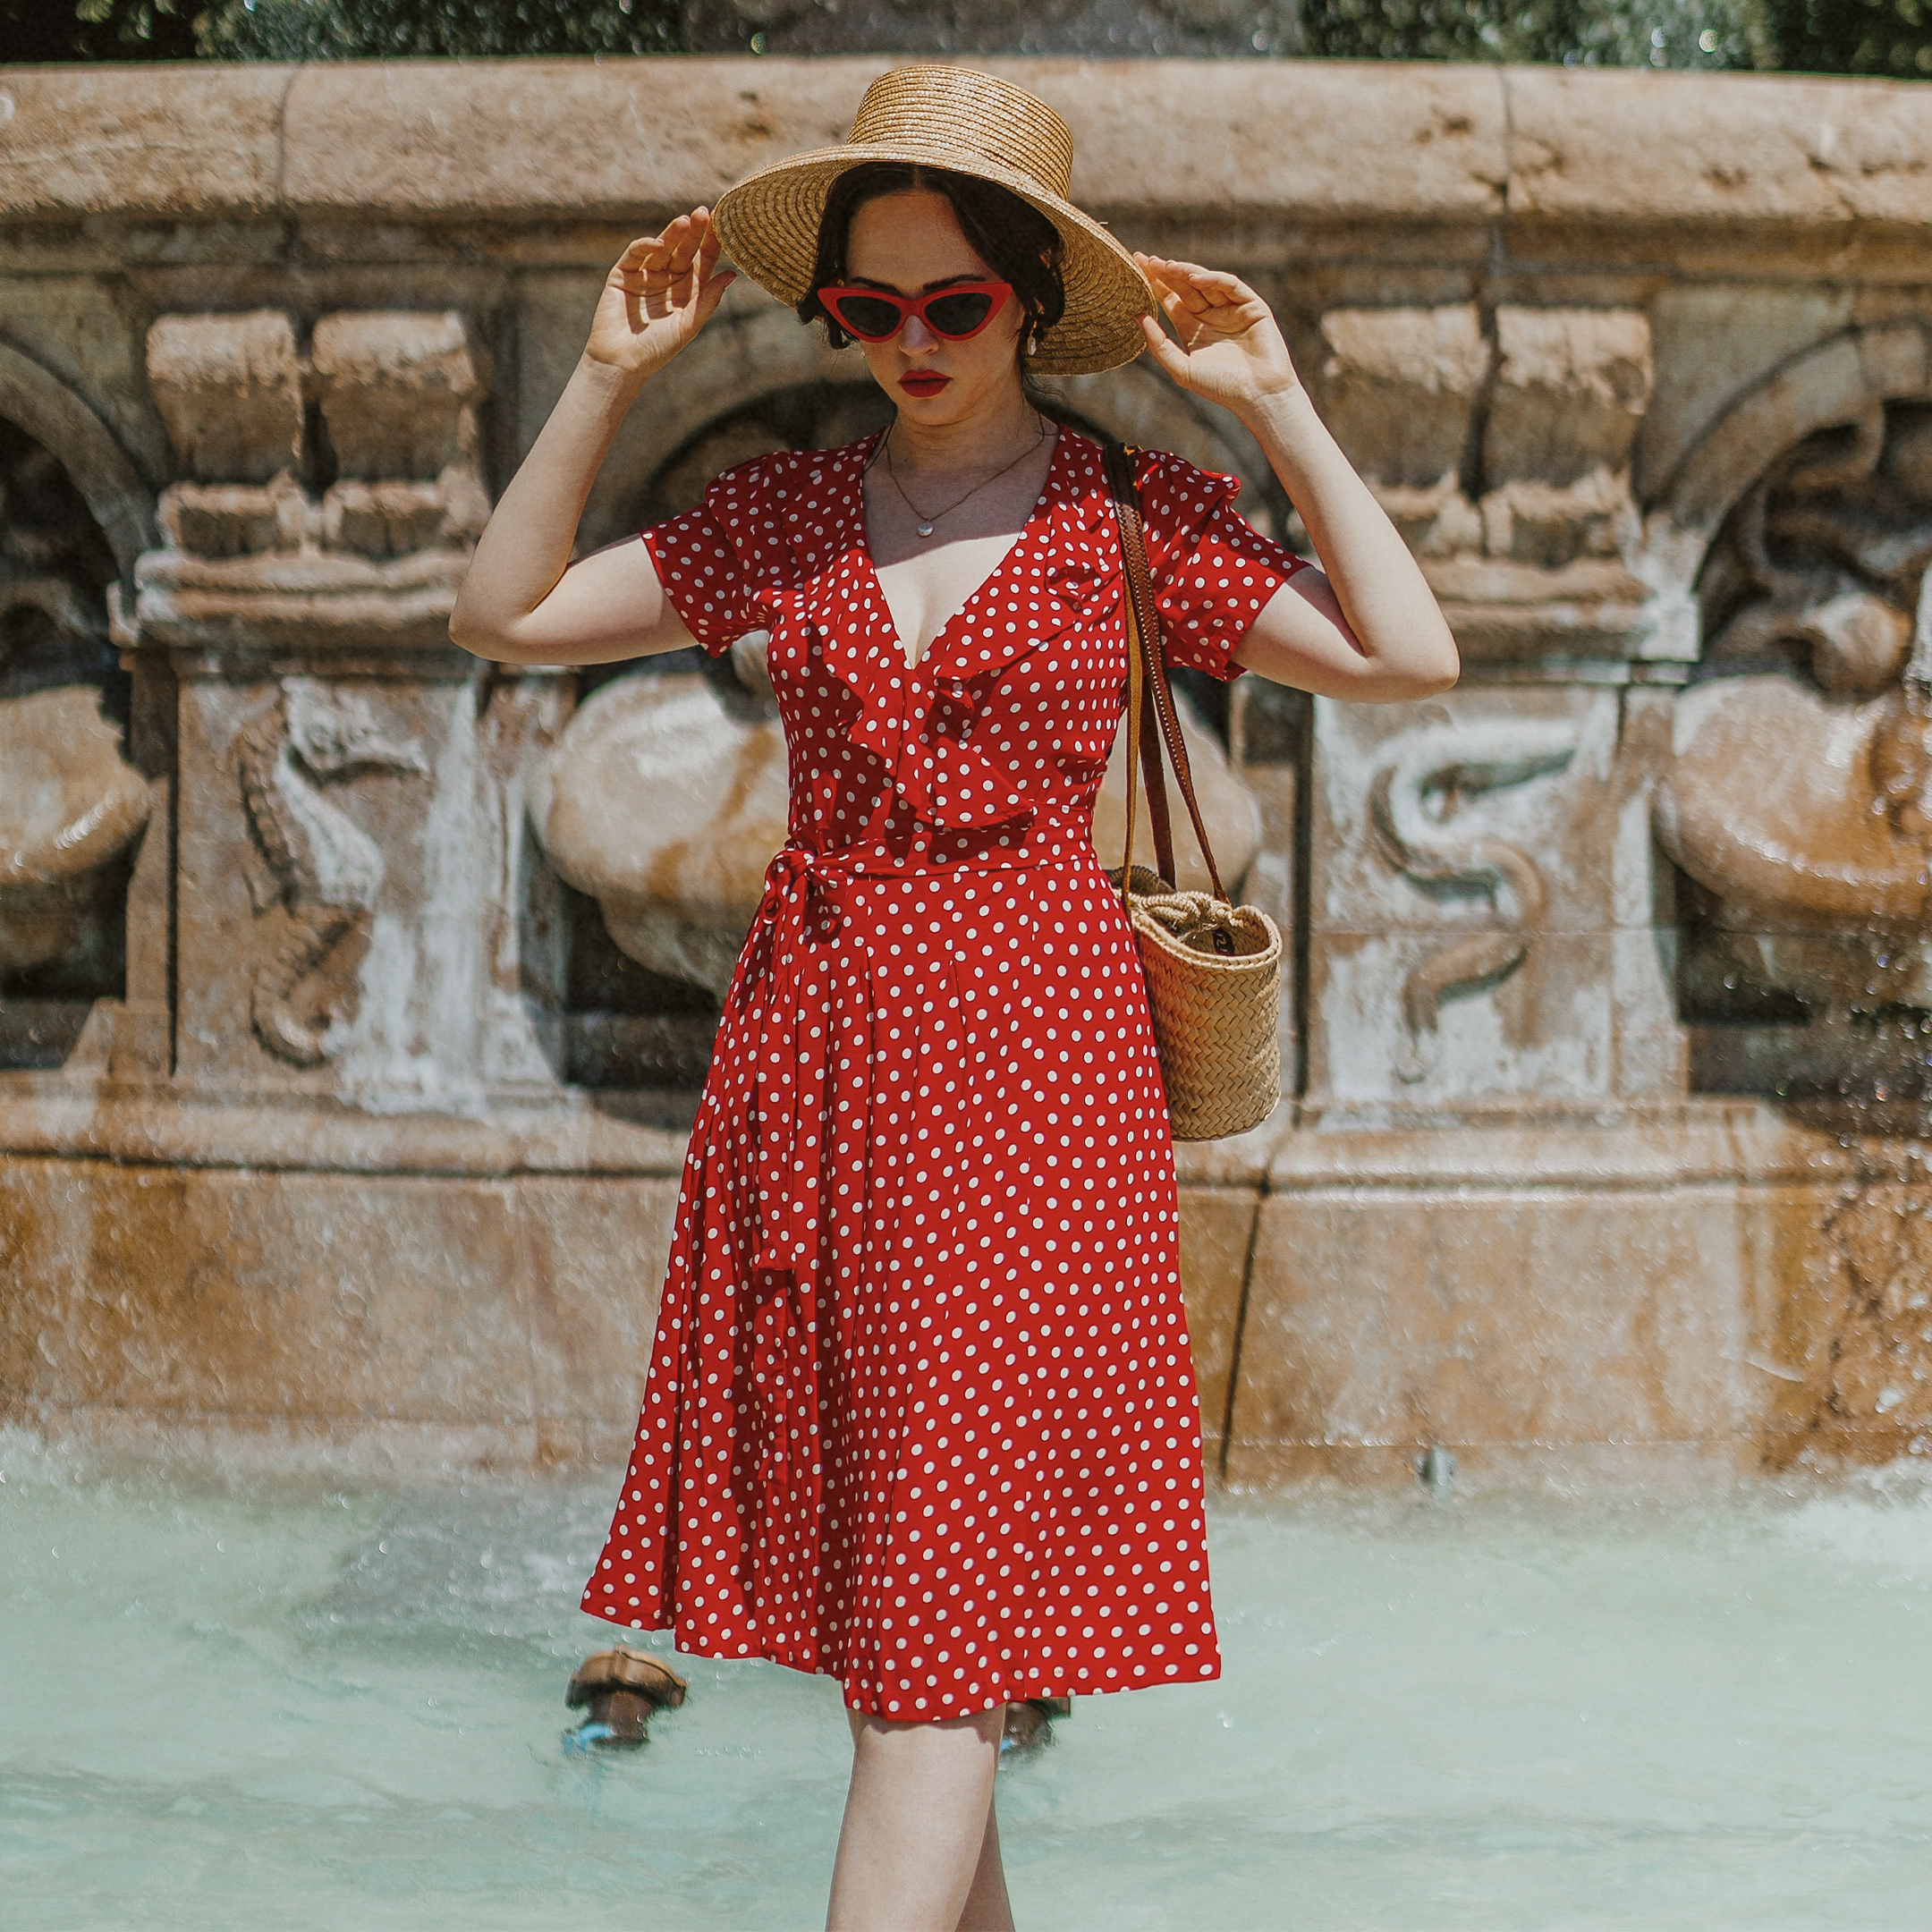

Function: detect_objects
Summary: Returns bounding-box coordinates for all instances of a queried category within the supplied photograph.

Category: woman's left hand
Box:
[1133,255,1301,416]
[1132,256,1460,704]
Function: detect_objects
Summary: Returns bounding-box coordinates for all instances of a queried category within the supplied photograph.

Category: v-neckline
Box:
[857,428,1067,672]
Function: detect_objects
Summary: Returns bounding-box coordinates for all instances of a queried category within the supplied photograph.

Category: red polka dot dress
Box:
[582,428,1306,1719]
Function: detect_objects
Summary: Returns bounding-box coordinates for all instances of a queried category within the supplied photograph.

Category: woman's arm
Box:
[1133,253,1460,703]
[449,211,736,666]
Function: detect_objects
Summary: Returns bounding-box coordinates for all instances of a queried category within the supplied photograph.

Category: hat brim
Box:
[712,139,1152,378]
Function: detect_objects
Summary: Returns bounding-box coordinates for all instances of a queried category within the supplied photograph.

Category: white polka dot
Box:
[591,430,1302,1716]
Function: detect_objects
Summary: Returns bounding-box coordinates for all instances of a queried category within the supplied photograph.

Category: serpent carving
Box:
[1369,720,1578,1082]
[237,679,427,1065]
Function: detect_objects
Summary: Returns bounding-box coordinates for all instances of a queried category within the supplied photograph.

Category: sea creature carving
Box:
[1369,720,1578,1081]
[1699,399,1932,701]
[237,679,428,1065]
[0,419,150,984]
[531,666,1263,998]
[0,686,151,975]
[1657,400,1932,1030]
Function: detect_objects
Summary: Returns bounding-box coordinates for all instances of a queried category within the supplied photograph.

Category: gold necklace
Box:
[883,417,1048,538]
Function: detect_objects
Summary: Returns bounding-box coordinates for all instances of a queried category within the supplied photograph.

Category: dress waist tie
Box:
[732,843,881,1606]
[740,843,862,1280]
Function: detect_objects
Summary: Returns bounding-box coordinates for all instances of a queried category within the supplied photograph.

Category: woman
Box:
[453,65,1456,1932]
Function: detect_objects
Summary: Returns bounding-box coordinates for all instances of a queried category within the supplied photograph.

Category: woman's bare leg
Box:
[827,1706,1014,1932]
[956,1798,1015,1932]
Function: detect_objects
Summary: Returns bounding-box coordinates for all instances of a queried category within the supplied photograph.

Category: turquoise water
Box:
[4,1431,1930,1930]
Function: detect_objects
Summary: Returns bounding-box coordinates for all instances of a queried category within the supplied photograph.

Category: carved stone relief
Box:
[533,672,788,998]
[138,309,487,652]
[531,664,1260,1006]
[0,688,148,977]
[1368,721,1578,1082]
[132,306,571,1100]
[146,310,303,487]
[1655,388,1932,1093]
[1313,304,1654,664]
[237,680,428,1066]
[1307,689,1634,1109]
[0,418,150,1063]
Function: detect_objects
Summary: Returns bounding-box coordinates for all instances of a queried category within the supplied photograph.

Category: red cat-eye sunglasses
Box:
[817,281,1013,343]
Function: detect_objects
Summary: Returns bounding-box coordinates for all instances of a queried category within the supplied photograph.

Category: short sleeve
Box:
[642,464,775,657]
[1135,452,1309,682]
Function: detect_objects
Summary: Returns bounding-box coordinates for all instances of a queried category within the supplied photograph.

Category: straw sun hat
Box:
[712,66,1154,377]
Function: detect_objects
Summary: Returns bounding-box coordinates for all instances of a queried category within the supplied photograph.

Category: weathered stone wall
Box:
[4,56,1932,1480]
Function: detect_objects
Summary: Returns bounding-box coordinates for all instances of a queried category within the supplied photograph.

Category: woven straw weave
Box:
[1114,866,1283,1141]
[712,66,1153,377]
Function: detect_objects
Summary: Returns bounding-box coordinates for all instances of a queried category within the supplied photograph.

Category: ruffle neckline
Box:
[799,429,1123,832]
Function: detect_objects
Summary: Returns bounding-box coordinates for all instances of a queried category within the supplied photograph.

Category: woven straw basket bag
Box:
[1103,444,1283,1141]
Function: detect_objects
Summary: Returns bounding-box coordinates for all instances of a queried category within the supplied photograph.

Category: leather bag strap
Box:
[1103,441,1229,903]
[1119,530,1173,892]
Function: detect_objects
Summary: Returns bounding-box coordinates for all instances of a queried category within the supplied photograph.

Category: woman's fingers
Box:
[1140,250,1233,285]
[585,208,731,373]
[1149,274,1268,348]
[647,217,702,280]
[1143,261,1212,316]
[1166,272,1252,313]
[1138,311,1192,379]
[693,208,723,270]
[667,207,716,274]
[692,267,739,332]
[614,208,717,286]
[1137,251,1263,316]
[593,208,733,365]
[1157,289,1244,350]
[1135,253,1301,405]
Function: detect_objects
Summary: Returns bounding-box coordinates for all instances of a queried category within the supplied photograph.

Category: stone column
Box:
[1298,301,1682,1114]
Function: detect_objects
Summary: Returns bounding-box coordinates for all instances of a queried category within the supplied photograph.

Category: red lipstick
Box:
[899,371,950,397]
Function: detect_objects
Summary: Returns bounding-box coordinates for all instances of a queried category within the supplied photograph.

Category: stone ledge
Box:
[1264,1097,1906,1190]
[0,62,289,218]
[1223,1436,1759,1491]
[0,1081,693,1175]
[1167,1104,1813,1192]
[2,57,1929,238]
[1505,64,1932,229]
[0,1082,1900,1187]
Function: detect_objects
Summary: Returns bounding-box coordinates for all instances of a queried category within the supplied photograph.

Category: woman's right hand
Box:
[586,208,736,381]
[452,209,731,664]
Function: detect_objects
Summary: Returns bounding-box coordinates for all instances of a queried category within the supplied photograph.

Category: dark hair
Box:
[798,163,1067,363]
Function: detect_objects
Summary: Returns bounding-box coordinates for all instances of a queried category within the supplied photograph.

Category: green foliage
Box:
[1301,0,1774,68]
[1764,0,1932,75]
[197,0,681,59]
[0,0,207,62]
[3,0,1925,80]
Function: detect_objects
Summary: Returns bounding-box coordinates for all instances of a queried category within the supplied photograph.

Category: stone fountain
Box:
[1657,393,1932,1087]
[5,52,1932,1481]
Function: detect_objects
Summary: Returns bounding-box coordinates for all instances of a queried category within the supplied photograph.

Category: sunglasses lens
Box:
[828,293,903,339]
[923,292,996,337]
